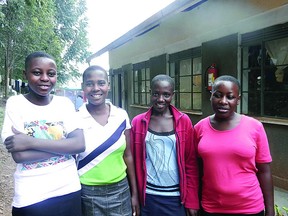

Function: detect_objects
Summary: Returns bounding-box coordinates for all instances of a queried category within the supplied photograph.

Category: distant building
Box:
[55,88,85,110]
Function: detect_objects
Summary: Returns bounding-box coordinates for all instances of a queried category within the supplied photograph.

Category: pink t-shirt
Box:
[195,115,272,214]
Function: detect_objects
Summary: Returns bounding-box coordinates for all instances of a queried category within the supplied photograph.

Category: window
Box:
[133,63,150,106]
[169,48,202,111]
[241,37,288,118]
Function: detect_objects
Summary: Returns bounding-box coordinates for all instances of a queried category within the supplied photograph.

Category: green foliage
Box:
[0,0,91,97]
[54,0,91,84]
[275,204,288,216]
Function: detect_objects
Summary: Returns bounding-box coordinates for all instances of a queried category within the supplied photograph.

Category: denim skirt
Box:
[81,177,132,216]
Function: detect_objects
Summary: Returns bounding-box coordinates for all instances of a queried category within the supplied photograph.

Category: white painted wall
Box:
[109,0,288,69]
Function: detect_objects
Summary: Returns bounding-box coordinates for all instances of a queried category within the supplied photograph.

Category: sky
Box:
[85,0,175,70]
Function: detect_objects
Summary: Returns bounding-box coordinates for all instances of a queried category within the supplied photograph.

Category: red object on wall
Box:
[206,63,218,91]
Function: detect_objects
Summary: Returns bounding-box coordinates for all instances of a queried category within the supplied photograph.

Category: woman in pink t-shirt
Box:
[195,75,274,216]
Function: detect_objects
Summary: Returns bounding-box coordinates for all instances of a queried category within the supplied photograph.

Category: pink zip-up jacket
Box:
[130,105,199,209]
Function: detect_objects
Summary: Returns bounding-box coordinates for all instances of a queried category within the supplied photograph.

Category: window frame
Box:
[169,47,202,112]
[241,23,288,120]
[132,61,150,106]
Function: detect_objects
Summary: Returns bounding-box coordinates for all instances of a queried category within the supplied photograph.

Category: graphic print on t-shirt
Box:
[21,120,71,171]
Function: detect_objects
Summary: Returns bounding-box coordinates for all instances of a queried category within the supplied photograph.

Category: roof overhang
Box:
[87,0,207,63]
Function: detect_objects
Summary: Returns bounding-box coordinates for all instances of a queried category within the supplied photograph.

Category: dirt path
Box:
[0,143,15,216]
[0,100,15,216]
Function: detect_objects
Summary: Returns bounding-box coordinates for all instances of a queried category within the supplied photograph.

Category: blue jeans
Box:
[81,177,132,216]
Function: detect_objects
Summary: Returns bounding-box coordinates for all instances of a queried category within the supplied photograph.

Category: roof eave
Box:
[87,0,207,63]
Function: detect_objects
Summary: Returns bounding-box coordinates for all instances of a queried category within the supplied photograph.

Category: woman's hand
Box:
[187,208,198,216]
[131,194,140,216]
[4,127,33,152]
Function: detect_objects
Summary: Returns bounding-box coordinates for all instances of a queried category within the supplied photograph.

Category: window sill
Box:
[130,104,150,109]
[130,104,203,115]
[181,110,203,116]
[253,116,288,126]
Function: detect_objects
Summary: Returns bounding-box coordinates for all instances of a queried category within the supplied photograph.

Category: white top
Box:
[145,130,180,196]
[77,102,131,183]
[1,94,81,208]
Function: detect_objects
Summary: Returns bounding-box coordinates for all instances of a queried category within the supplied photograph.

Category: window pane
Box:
[179,77,191,92]
[277,93,288,118]
[171,96,175,106]
[180,93,191,110]
[242,92,248,114]
[193,93,201,110]
[141,69,145,79]
[193,57,202,75]
[170,49,201,112]
[141,93,146,105]
[170,62,175,78]
[134,93,139,104]
[248,46,261,68]
[134,70,138,81]
[242,70,249,92]
[193,75,202,92]
[265,37,288,67]
[242,46,249,68]
[146,94,150,106]
[264,92,278,116]
[242,37,288,119]
[146,81,150,92]
[265,66,278,90]
[146,68,150,79]
[264,38,288,118]
[248,91,260,116]
[133,70,138,105]
[134,82,138,93]
[180,59,191,76]
[264,90,288,118]
[247,68,261,116]
[141,81,145,92]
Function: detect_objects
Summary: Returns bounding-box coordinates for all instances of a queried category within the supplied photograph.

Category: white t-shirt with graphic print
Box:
[1,94,81,208]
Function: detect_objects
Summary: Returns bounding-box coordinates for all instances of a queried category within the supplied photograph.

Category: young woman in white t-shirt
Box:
[2,51,85,216]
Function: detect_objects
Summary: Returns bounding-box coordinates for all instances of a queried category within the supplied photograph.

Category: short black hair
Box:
[25,51,55,70]
[151,74,175,91]
[82,65,108,82]
[212,75,241,92]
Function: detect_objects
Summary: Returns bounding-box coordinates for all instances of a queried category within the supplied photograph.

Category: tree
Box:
[54,0,91,84]
[0,0,91,98]
[21,0,91,79]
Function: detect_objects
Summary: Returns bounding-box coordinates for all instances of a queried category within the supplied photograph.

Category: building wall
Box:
[201,34,239,120]
[109,1,288,190]
[266,123,288,189]
[109,0,288,69]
